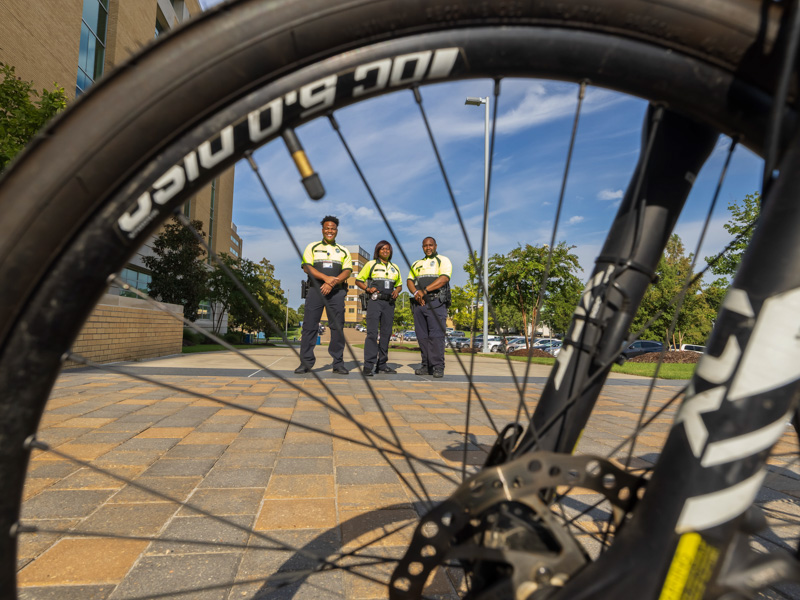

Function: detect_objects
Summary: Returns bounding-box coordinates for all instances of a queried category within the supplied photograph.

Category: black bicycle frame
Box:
[549,134,800,598]
[519,106,719,456]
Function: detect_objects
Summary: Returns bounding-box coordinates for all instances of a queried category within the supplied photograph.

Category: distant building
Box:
[0,0,241,330]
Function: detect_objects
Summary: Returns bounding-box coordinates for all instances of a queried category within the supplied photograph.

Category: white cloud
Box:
[597,189,623,201]
[568,216,584,225]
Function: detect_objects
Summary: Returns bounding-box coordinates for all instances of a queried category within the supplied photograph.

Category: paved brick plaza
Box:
[14,347,800,599]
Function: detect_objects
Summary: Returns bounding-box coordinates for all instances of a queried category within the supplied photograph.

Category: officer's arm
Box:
[303,263,336,285]
[423,275,450,293]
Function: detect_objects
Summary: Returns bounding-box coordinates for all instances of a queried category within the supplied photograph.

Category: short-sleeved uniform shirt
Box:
[356,259,402,293]
[301,240,352,281]
[408,254,453,290]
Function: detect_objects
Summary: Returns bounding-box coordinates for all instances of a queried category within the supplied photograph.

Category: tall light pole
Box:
[465,96,489,349]
[285,289,290,337]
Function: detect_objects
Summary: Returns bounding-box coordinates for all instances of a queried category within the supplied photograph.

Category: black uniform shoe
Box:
[294,365,310,374]
[377,367,397,374]
[362,367,374,376]
[414,367,430,376]
[432,368,444,378]
[332,365,349,375]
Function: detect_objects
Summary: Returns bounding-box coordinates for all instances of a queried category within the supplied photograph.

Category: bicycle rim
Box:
[0,0,797,598]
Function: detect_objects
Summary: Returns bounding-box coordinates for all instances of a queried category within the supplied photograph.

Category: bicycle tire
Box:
[0,0,792,597]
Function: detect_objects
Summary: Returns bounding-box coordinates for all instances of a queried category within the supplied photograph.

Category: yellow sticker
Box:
[659,532,719,600]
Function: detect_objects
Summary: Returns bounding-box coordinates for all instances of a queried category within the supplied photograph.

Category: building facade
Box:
[1,0,242,353]
[344,245,370,324]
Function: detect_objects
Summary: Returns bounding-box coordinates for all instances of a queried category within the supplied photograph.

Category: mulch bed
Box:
[628,350,701,364]
[508,348,557,358]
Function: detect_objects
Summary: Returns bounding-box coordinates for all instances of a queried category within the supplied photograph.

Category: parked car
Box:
[680,343,705,353]
[355,324,366,332]
[403,332,417,342]
[621,340,664,359]
[502,337,527,353]
[531,337,559,349]
[448,336,471,349]
[537,340,563,356]
[471,335,504,352]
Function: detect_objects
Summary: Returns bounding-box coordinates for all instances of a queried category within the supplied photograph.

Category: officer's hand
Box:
[391,289,399,299]
[324,276,338,286]
[320,282,332,295]
[367,287,377,294]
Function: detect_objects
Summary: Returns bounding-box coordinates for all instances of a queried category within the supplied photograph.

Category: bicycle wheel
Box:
[1,0,797,598]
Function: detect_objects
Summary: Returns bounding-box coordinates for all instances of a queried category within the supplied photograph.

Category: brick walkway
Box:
[15,348,800,599]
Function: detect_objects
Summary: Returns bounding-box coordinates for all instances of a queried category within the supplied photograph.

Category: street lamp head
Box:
[465,96,484,106]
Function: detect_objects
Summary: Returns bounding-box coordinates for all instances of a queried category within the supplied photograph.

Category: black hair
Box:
[321,215,339,227]
[423,236,437,245]
[374,240,392,261]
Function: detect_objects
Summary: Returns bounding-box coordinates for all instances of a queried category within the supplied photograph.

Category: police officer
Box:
[295,216,352,375]
[355,240,402,376]
[407,237,452,378]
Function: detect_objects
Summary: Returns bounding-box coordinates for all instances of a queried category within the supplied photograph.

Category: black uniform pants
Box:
[301,286,346,369]
[413,299,448,371]
[364,298,394,370]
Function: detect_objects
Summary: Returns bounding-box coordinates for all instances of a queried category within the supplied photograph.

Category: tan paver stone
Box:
[339,508,417,549]
[256,498,337,530]
[338,484,410,510]
[136,427,194,439]
[53,443,118,460]
[178,432,238,445]
[412,423,454,430]
[118,398,159,405]
[52,417,115,429]
[180,488,263,515]
[334,451,388,466]
[264,475,334,499]
[426,408,461,414]
[22,478,57,501]
[38,414,76,427]
[227,438,282,453]
[17,538,148,585]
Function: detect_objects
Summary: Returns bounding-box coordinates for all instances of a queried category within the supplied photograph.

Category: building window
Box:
[118,267,151,297]
[197,300,210,320]
[182,198,191,217]
[76,0,108,96]
[229,246,239,257]
[230,235,239,246]
[348,308,355,314]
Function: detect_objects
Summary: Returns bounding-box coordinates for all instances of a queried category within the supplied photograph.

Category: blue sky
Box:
[199,2,763,309]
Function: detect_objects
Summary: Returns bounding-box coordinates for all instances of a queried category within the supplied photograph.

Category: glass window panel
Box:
[93,43,105,80]
[76,69,90,93]
[78,24,90,72]
[86,34,97,81]
[95,5,108,42]
[82,0,99,33]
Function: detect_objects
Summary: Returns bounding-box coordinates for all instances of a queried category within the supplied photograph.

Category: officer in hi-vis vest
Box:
[407,237,452,378]
[295,216,352,375]
[355,240,402,376]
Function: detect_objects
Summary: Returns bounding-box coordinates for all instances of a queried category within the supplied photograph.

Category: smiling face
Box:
[378,244,392,261]
[322,220,338,243]
[422,237,437,257]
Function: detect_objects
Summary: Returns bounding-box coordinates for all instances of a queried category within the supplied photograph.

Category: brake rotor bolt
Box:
[533,565,552,584]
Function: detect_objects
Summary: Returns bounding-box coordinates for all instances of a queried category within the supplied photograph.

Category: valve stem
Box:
[282,128,325,200]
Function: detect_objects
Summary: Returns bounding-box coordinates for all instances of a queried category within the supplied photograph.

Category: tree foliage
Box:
[704,192,760,282]
[142,217,209,321]
[631,234,715,345]
[225,257,286,334]
[485,243,582,344]
[0,63,67,172]
[393,292,413,329]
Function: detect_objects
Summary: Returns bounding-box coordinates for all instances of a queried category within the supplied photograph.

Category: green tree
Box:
[632,234,715,345]
[393,292,413,329]
[704,192,760,282]
[227,258,286,335]
[142,217,209,321]
[1,63,67,172]
[540,275,583,337]
[449,282,478,331]
[487,243,582,345]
